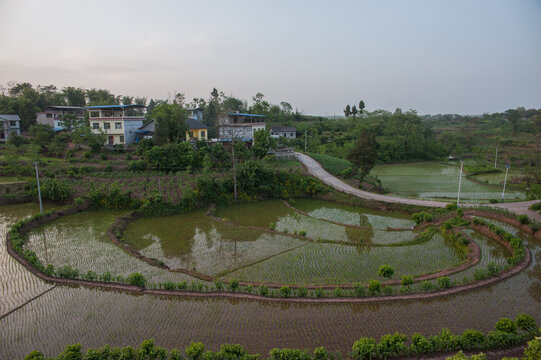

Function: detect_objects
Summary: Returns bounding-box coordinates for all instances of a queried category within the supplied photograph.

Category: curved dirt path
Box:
[297,153,541,221]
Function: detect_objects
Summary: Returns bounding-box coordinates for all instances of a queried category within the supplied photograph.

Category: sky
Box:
[0,0,540,116]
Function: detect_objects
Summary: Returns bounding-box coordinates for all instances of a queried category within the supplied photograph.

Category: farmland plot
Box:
[371,162,525,203]
[25,211,199,284]
[225,234,464,284]
[0,203,56,317]
[123,209,307,276]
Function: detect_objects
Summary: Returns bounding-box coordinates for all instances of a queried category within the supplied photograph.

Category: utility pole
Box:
[457,160,464,207]
[33,162,43,214]
[501,164,510,203]
[494,147,498,168]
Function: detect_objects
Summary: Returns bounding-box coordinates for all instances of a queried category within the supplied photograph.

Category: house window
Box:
[290,133,294,137]
[90,111,99,118]
[10,121,17,127]
[190,131,194,138]
[46,113,53,118]
[120,136,124,143]
[92,123,99,129]
[115,122,122,129]
[200,131,205,138]
[104,122,111,129]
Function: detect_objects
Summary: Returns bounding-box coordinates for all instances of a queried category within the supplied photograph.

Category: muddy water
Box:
[0,203,540,359]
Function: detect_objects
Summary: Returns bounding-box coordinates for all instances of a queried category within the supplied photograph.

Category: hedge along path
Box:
[6,206,531,303]
[465,209,541,241]
[110,206,506,289]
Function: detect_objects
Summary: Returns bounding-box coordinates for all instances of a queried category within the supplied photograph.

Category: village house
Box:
[36,106,85,131]
[88,104,146,145]
[270,126,296,139]
[0,114,21,142]
[186,118,208,141]
[135,117,209,143]
[218,112,266,144]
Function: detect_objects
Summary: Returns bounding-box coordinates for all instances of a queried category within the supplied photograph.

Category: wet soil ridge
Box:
[5,205,531,302]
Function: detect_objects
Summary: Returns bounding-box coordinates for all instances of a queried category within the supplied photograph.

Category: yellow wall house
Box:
[186,118,208,141]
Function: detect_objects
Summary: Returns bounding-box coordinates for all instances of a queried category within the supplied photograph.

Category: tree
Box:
[29,124,55,148]
[152,103,188,144]
[252,129,276,158]
[344,104,351,117]
[250,92,270,114]
[351,105,358,119]
[85,88,118,105]
[62,87,86,107]
[359,100,365,114]
[59,113,83,132]
[348,130,378,181]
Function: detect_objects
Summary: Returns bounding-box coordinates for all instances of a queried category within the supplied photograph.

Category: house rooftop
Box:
[0,114,21,121]
[45,106,84,110]
[227,112,266,117]
[270,126,296,132]
[186,118,207,130]
[86,104,146,109]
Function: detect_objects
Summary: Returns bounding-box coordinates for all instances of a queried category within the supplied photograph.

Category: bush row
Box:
[24,320,540,360]
[472,218,525,265]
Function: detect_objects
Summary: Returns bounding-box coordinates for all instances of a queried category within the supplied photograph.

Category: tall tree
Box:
[62,87,86,107]
[59,113,83,132]
[351,105,358,119]
[348,130,378,181]
[152,103,188,144]
[344,104,351,117]
[359,100,365,114]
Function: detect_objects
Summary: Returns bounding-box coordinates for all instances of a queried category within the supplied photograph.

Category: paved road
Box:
[296,152,541,221]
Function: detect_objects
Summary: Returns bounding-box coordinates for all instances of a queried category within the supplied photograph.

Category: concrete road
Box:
[296,152,541,221]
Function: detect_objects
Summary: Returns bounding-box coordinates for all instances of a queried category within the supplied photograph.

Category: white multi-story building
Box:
[218,112,266,144]
[0,114,21,142]
[36,106,85,131]
[88,105,146,146]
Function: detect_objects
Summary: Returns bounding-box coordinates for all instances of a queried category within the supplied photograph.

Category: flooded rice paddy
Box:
[0,200,540,359]
[371,162,525,203]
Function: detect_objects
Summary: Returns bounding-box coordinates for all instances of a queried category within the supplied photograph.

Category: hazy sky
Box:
[1,0,540,115]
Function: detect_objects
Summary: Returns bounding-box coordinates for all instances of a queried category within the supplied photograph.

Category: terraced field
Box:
[1,201,540,359]
[226,234,464,284]
[25,210,199,284]
[371,162,525,203]
[0,203,56,317]
[123,209,306,276]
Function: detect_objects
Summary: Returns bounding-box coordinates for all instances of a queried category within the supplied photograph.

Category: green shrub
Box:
[56,265,79,279]
[515,313,536,332]
[163,281,176,290]
[375,332,407,358]
[409,333,432,355]
[446,203,458,210]
[83,151,91,158]
[401,275,414,286]
[460,329,486,350]
[315,288,324,298]
[437,276,452,289]
[473,268,488,281]
[279,286,291,298]
[351,337,377,360]
[486,261,500,276]
[127,272,146,288]
[127,160,147,172]
[296,287,308,298]
[333,287,343,297]
[412,211,433,224]
[228,279,239,292]
[378,265,394,279]
[298,230,307,237]
[258,285,269,296]
[495,318,518,334]
[517,215,530,224]
[186,342,205,360]
[213,279,224,291]
[368,280,381,294]
[177,281,188,290]
[382,286,393,295]
[353,282,366,297]
[100,153,107,160]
